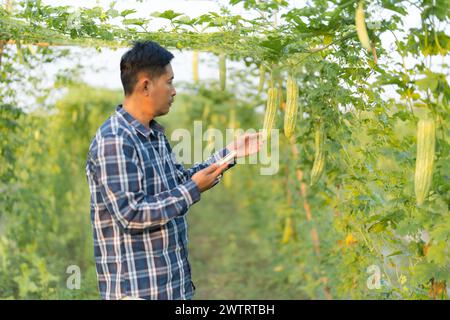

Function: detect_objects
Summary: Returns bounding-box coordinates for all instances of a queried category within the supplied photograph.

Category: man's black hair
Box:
[120,40,174,96]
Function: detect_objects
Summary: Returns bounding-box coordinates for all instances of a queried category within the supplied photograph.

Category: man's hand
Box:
[226,132,264,158]
[191,162,229,193]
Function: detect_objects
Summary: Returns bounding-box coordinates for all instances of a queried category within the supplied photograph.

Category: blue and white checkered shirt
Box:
[85,105,233,300]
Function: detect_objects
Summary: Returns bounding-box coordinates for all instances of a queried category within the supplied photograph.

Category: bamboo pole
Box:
[285,160,293,222]
[0,0,13,67]
[0,42,4,67]
[0,16,247,51]
[290,137,320,257]
[289,135,333,300]
[0,14,339,58]
[5,40,49,47]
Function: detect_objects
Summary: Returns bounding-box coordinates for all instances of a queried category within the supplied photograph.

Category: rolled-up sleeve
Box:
[93,134,200,234]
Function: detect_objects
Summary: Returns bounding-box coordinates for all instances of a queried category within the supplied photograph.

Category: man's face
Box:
[147,63,176,116]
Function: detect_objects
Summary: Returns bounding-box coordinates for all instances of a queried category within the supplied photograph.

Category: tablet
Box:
[217,150,237,166]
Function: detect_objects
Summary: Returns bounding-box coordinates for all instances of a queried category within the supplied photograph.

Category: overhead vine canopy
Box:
[0,0,391,67]
[1,0,448,80]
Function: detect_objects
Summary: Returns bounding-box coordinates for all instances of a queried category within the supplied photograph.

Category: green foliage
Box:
[0,84,121,299]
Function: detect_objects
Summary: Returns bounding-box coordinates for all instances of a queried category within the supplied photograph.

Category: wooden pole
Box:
[0,0,13,67]
[5,40,49,47]
[290,137,321,257]
[289,136,333,300]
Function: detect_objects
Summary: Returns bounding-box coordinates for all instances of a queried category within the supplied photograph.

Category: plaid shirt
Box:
[85,105,233,300]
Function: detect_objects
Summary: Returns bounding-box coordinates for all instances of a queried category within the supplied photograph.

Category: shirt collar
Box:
[116,104,165,138]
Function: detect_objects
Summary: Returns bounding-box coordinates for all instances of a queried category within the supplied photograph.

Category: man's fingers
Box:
[248,132,263,138]
[212,162,229,177]
[246,132,264,144]
[257,132,266,144]
[256,132,265,144]
[242,132,260,141]
[205,163,219,173]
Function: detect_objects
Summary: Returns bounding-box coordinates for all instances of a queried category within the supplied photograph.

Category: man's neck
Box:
[122,98,154,130]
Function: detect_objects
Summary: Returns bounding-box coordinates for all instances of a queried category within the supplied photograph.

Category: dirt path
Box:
[187,182,308,299]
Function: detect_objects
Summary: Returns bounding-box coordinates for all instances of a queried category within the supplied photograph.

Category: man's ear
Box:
[142,79,152,96]
[138,71,154,96]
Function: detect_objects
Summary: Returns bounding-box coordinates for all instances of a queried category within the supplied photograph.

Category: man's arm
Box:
[93,134,201,234]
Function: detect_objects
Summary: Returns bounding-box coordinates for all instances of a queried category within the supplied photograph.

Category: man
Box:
[85,41,262,300]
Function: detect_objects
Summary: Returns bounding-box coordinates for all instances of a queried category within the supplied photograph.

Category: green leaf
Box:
[395,218,421,237]
[151,10,183,20]
[411,262,450,285]
[120,9,136,17]
[415,70,445,92]
[380,0,407,15]
[386,250,403,257]
[430,217,450,242]
[122,19,145,27]
[368,221,387,233]
[426,241,448,266]
[260,35,284,55]
[106,9,119,18]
